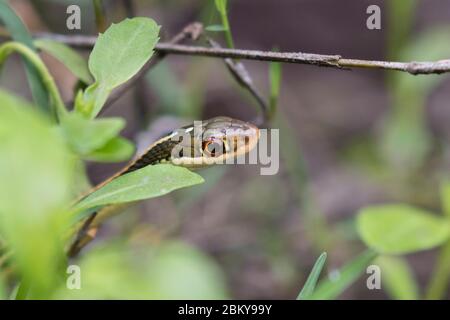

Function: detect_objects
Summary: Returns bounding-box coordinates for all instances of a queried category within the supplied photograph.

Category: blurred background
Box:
[2,0,450,299]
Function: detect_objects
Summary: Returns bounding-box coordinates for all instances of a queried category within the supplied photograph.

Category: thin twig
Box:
[33,32,450,75]
[67,212,98,258]
[205,37,269,124]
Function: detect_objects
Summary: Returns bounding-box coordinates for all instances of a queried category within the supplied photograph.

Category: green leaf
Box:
[74,164,204,216]
[309,250,377,300]
[375,255,419,300]
[0,1,49,114]
[297,252,327,300]
[34,39,93,84]
[0,89,74,298]
[55,243,150,299]
[357,204,450,254]
[85,136,134,162]
[60,112,125,155]
[145,242,229,299]
[84,17,160,118]
[205,24,227,32]
[55,241,229,299]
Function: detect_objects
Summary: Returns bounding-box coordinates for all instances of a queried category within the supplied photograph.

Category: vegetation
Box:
[0,0,449,300]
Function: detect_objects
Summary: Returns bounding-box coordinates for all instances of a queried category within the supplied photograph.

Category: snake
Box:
[68,116,260,256]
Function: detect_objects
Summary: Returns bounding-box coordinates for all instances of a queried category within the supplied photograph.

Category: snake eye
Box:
[202,139,225,157]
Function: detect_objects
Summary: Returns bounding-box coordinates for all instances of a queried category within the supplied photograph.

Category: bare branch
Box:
[33,32,450,75]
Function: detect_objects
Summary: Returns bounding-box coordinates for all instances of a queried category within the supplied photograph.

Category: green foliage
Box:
[56,242,229,299]
[205,24,227,32]
[0,41,67,119]
[357,204,450,254]
[74,164,205,219]
[60,112,133,161]
[426,240,450,299]
[0,0,49,114]
[214,0,228,14]
[144,242,229,299]
[58,244,148,299]
[146,62,202,118]
[297,252,327,300]
[425,182,450,299]
[212,0,234,48]
[78,18,160,118]
[386,0,418,59]
[0,14,215,299]
[375,255,419,300]
[269,60,282,119]
[381,27,450,172]
[0,89,74,298]
[1,2,446,301]
[34,39,93,84]
[84,137,134,162]
[309,250,377,300]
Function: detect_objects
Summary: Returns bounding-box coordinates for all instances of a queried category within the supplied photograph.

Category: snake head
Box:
[171,116,260,168]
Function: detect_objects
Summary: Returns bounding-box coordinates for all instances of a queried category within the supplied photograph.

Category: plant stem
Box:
[0,41,67,121]
[425,239,450,299]
[219,7,234,49]
[93,0,107,32]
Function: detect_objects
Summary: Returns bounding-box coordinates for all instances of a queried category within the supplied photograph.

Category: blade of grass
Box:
[269,59,281,119]
[308,250,377,300]
[0,0,50,116]
[425,239,450,299]
[214,0,234,48]
[426,184,450,300]
[375,255,419,300]
[297,252,327,299]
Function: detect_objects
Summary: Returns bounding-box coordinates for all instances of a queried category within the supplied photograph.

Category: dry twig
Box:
[34,32,450,75]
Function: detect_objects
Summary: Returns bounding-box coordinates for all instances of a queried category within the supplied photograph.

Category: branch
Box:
[33,32,450,75]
